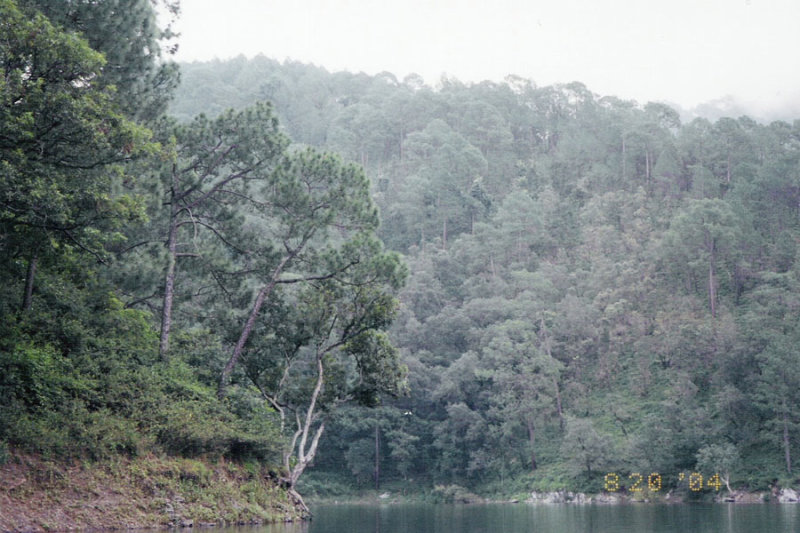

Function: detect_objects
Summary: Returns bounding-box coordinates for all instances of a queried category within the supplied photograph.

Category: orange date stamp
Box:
[604,472,722,492]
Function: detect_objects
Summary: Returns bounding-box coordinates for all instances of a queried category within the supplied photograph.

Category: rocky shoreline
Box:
[527,488,799,504]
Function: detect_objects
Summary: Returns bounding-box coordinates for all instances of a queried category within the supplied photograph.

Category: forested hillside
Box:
[172,56,800,497]
[0,2,405,526]
[3,0,800,522]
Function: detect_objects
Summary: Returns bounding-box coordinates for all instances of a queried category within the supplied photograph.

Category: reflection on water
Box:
[299,503,800,533]
[164,524,308,533]
[142,503,800,533]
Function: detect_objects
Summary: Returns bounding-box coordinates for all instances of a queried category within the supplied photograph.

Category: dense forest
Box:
[2,0,800,518]
[172,56,800,497]
[0,0,404,520]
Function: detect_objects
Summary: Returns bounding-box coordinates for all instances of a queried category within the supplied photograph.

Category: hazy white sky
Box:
[171,0,800,110]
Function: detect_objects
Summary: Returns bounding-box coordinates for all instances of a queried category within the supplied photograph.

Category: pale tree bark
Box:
[722,472,733,494]
[21,252,38,311]
[783,408,792,475]
[708,238,717,318]
[274,356,327,516]
[278,314,378,502]
[289,356,326,485]
[726,154,732,185]
[159,192,179,359]
[374,423,381,490]
[621,136,627,179]
[278,355,327,519]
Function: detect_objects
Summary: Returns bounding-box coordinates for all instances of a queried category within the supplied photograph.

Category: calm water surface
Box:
[219,503,800,533]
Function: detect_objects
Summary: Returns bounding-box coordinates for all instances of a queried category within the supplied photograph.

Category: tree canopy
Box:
[3,0,800,506]
[173,56,800,495]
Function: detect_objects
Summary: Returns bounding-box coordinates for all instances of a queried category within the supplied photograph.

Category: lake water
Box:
[248,502,800,533]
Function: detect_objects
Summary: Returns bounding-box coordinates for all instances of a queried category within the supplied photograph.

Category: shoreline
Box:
[0,451,306,533]
[3,449,797,533]
[307,487,799,507]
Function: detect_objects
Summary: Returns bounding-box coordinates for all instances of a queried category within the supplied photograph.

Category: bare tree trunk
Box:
[726,154,731,185]
[784,409,792,475]
[374,423,380,490]
[287,487,310,517]
[708,242,717,318]
[621,137,626,180]
[399,127,404,162]
[159,210,178,360]
[540,317,565,430]
[286,356,327,487]
[21,252,38,311]
[527,417,538,471]
[553,377,565,431]
[723,472,732,493]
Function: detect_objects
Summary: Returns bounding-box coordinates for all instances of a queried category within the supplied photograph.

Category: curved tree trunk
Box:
[218,252,296,397]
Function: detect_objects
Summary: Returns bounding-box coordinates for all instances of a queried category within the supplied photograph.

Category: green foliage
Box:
[173,58,800,496]
[0,1,296,500]
[24,0,181,122]
[1,0,153,316]
[696,443,738,489]
[6,5,800,505]
[0,306,284,461]
[430,484,482,503]
[560,418,614,478]
[296,471,358,498]
[344,438,375,484]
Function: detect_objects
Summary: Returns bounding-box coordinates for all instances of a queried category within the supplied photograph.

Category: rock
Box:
[778,488,799,503]
[528,490,586,504]
[733,491,765,503]
[592,493,622,504]
[529,491,564,503]
[180,519,194,527]
[379,492,391,499]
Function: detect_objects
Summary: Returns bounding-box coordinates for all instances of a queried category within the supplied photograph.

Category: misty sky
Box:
[170,0,800,113]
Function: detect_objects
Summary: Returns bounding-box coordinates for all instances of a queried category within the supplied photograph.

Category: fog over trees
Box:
[169,56,800,495]
[2,0,800,505]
